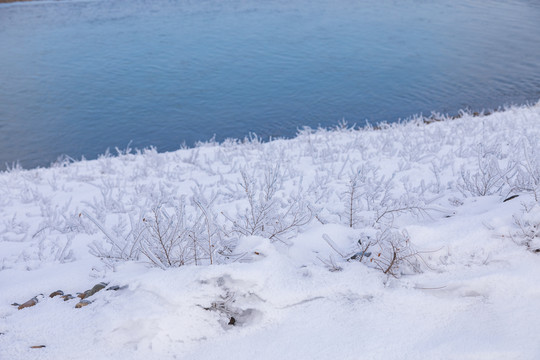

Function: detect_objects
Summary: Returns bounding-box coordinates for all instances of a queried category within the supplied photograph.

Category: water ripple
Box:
[1,0,540,168]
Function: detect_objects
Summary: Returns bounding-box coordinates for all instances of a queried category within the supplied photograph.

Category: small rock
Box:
[15,295,43,310]
[228,317,236,326]
[75,300,91,309]
[349,251,371,260]
[77,291,91,299]
[106,285,127,291]
[61,294,75,301]
[78,282,108,299]
[49,290,64,298]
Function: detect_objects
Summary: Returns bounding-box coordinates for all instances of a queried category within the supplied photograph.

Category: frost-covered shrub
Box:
[139,203,223,268]
[341,167,393,228]
[87,200,227,268]
[367,229,421,276]
[510,137,540,201]
[138,205,196,267]
[224,167,312,243]
[458,157,512,197]
[508,203,540,253]
[338,163,432,230]
[87,210,144,263]
[36,235,75,263]
[323,229,422,277]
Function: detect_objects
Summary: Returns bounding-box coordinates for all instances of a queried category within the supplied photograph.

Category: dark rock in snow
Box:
[106,285,127,291]
[350,251,371,260]
[503,194,519,202]
[78,282,108,299]
[13,294,43,310]
[61,294,75,301]
[49,290,64,298]
[75,300,92,309]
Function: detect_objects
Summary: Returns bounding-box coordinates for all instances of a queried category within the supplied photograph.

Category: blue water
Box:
[1,0,540,168]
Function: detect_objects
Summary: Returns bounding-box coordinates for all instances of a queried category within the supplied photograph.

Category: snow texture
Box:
[1,104,540,359]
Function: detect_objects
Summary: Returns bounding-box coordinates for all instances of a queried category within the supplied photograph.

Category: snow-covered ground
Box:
[2,104,540,359]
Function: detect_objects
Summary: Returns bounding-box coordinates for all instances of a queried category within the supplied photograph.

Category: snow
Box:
[2,104,540,359]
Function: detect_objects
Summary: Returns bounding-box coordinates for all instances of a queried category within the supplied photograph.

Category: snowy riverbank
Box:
[1,104,540,359]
